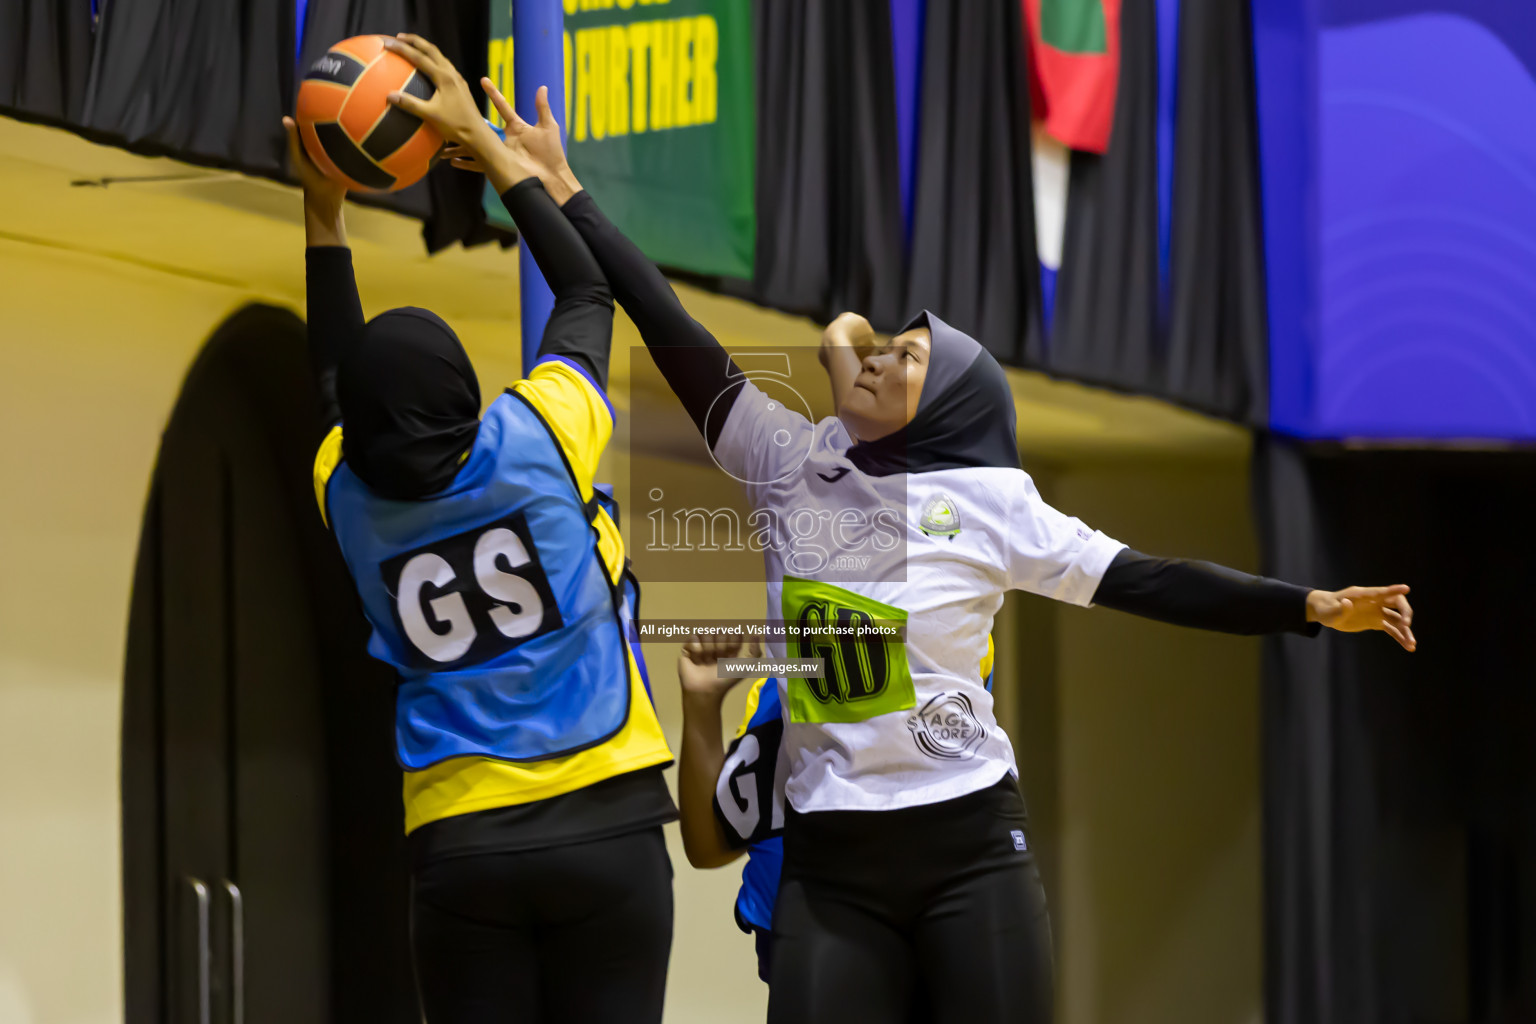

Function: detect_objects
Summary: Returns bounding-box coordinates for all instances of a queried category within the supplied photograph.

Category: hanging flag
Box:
[1024,0,1121,154]
[1031,124,1070,330]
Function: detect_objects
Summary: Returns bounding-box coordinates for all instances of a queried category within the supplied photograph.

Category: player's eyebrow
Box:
[888,332,930,359]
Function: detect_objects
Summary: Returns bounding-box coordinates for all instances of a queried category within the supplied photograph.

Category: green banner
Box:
[484,0,756,278]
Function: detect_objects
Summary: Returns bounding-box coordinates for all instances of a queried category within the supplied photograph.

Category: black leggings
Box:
[411,826,673,1024]
[767,777,1054,1024]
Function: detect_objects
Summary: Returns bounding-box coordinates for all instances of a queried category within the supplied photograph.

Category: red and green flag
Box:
[1024,0,1121,154]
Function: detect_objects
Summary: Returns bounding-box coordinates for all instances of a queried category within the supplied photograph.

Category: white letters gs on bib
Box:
[381,512,563,669]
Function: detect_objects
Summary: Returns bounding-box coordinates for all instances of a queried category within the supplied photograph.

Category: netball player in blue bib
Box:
[681,663,786,982]
[464,81,1417,1024]
[287,37,675,1024]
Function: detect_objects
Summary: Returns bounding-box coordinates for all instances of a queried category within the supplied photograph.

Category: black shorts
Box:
[411,826,674,1024]
[767,776,1054,1024]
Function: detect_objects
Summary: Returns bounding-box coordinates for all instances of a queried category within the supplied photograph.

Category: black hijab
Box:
[337,307,482,500]
[846,311,1021,476]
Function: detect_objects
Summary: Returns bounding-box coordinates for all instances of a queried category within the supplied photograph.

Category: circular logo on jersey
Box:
[919,494,962,538]
[907,691,986,761]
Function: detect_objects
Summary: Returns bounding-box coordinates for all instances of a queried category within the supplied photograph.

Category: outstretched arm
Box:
[453,82,744,446]
[561,190,741,443]
[1006,476,1418,651]
[1093,549,1417,650]
[1094,551,1316,635]
[284,116,358,427]
[497,178,613,386]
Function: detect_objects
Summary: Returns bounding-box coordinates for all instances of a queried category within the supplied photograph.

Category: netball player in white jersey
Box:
[450,86,1416,1024]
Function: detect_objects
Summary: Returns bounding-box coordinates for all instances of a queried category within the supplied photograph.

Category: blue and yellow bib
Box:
[727,679,785,935]
[315,357,672,831]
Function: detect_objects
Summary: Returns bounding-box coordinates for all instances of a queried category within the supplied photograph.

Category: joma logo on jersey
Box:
[380,512,563,669]
[908,692,986,761]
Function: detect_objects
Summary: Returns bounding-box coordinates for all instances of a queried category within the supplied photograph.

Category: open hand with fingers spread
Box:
[381,33,537,194]
[442,82,585,204]
[1306,584,1417,651]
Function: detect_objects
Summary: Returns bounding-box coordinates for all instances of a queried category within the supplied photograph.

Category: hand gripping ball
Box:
[295,35,443,193]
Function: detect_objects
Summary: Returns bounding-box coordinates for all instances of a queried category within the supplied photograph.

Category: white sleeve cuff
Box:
[1057,533,1128,608]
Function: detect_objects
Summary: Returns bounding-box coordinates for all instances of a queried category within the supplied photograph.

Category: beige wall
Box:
[0,239,246,1024]
[997,459,1265,1024]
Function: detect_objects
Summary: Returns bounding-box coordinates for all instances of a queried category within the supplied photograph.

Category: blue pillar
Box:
[1154,0,1179,324]
[889,0,926,254]
[512,0,567,374]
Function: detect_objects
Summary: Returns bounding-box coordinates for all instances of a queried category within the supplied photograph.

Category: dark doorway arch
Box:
[121,304,418,1024]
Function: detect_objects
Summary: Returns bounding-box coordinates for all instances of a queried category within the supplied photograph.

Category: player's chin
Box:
[843,411,906,445]
[841,393,894,435]
[839,387,877,424]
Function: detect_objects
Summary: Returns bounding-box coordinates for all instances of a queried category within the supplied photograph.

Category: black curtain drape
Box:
[728,0,905,330]
[904,0,1043,365]
[1048,0,1267,422]
[1257,438,1536,1024]
[734,0,1045,351]
[1,0,497,252]
[1166,0,1268,421]
[81,0,295,176]
[0,0,95,123]
[1048,0,1160,397]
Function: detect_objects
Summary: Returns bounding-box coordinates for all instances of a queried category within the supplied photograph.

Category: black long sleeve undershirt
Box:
[498,179,615,387]
[1093,548,1321,636]
[561,189,741,446]
[305,245,363,427]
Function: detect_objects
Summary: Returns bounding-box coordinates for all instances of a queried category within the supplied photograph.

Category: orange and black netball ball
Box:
[295,35,442,193]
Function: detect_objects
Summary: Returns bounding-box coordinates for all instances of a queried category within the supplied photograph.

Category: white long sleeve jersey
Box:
[714,382,1126,813]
